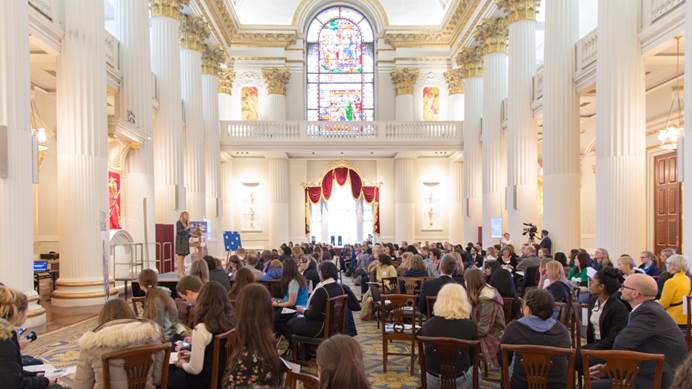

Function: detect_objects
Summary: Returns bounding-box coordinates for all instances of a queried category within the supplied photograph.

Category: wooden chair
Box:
[209,329,235,389]
[555,301,580,348]
[400,276,428,295]
[262,280,284,299]
[581,349,665,389]
[502,297,522,324]
[425,296,437,319]
[291,294,349,363]
[102,342,170,389]
[284,371,320,389]
[381,276,399,294]
[417,336,481,389]
[500,344,576,389]
[686,295,692,351]
[131,296,146,317]
[381,294,417,375]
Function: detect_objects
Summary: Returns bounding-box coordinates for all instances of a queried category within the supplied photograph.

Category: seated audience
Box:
[224,284,283,388]
[591,248,612,271]
[279,245,292,262]
[426,248,443,278]
[227,267,255,301]
[301,257,320,291]
[499,247,518,272]
[226,255,241,281]
[419,283,478,389]
[0,287,62,389]
[176,275,203,326]
[465,269,505,370]
[486,246,498,261]
[489,264,517,299]
[543,261,572,304]
[190,259,210,284]
[74,299,165,389]
[204,256,231,290]
[396,252,414,277]
[417,255,459,313]
[273,259,309,337]
[483,260,502,282]
[516,245,540,272]
[260,259,283,281]
[671,353,692,389]
[405,255,428,278]
[616,255,644,278]
[468,246,483,269]
[568,252,590,287]
[245,256,264,280]
[169,282,234,389]
[656,247,678,299]
[553,252,567,267]
[287,261,360,337]
[589,274,688,389]
[499,289,570,389]
[316,335,370,389]
[138,269,179,341]
[638,250,661,277]
[373,254,398,293]
[657,254,692,328]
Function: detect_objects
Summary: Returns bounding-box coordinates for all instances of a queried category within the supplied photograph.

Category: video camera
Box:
[522,222,538,242]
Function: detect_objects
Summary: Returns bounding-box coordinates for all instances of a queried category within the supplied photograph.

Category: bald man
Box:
[589,274,687,389]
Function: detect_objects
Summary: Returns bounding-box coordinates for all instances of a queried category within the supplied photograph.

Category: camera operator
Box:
[538,230,552,255]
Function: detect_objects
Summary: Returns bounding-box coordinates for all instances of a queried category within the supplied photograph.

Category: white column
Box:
[595,1,646,257]
[391,68,419,121]
[268,157,290,248]
[394,158,416,243]
[180,14,207,222]
[477,18,509,247]
[502,1,540,240]
[151,1,184,224]
[542,0,581,252]
[114,0,155,261]
[262,68,290,121]
[448,160,464,244]
[458,46,484,244]
[202,46,223,256]
[0,0,45,324]
[53,0,114,306]
[221,160,234,234]
[684,0,692,259]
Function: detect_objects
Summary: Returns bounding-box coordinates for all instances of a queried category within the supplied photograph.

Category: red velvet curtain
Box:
[321,170,334,200]
[362,186,377,203]
[334,167,349,186]
[306,187,322,203]
[350,169,362,199]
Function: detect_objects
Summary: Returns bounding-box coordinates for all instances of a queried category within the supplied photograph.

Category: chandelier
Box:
[659,35,684,150]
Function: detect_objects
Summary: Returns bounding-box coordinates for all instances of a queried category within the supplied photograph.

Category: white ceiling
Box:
[231,0,452,27]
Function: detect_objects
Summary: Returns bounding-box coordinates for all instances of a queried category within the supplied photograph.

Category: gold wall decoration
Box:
[180,14,209,52]
[202,44,226,75]
[218,68,235,94]
[390,68,420,96]
[475,17,508,55]
[150,0,188,20]
[444,68,464,95]
[496,0,541,24]
[262,67,291,95]
[456,45,484,78]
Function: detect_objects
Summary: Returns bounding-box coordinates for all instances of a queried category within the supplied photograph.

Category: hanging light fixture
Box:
[659,35,684,150]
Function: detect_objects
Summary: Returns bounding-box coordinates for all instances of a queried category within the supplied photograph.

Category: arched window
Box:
[306,6,374,121]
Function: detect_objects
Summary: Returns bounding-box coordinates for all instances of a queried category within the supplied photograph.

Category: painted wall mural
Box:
[108,171,122,230]
[241,86,259,121]
[423,86,440,121]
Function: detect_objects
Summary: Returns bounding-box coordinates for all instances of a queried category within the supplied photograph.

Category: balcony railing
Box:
[220,120,463,146]
[649,0,686,24]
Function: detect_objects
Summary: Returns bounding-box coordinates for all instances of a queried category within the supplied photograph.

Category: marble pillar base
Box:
[51,278,119,307]
[25,291,46,327]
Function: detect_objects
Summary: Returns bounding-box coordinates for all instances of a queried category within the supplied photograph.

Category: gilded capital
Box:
[262,67,291,95]
[390,68,419,96]
[202,44,226,76]
[496,0,541,23]
[475,17,508,55]
[456,45,484,78]
[180,14,209,52]
[444,68,464,95]
[150,0,188,20]
[218,68,235,94]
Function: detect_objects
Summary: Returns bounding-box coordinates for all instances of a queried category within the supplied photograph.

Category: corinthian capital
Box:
[496,0,541,23]
[180,14,209,52]
[262,67,291,95]
[456,45,484,78]
[202,44,226,76]
[218,67,235,94]
[150,0,188,20]
[475,17,508,55]
[390,68,419,96]
[444,68,464,95]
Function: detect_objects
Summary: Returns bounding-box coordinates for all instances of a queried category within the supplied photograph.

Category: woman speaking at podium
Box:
[175,211,192,277]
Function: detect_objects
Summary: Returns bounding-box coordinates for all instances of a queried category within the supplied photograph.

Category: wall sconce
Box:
[242,182,260,230]
[422,181,440,230]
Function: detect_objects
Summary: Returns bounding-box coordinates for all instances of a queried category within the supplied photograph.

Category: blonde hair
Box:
[0,287,18,322]
[179,211,189,227]
[190,259,210,283]
[618,255,636,272]
[666,254,689,274]
[433,283,471,320]
[400,252,414,270]
[546,260,567,282]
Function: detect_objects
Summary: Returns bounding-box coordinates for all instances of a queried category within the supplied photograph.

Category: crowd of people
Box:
[3,233,692,388]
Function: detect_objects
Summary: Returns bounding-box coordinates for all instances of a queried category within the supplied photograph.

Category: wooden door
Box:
[654,152,681,255]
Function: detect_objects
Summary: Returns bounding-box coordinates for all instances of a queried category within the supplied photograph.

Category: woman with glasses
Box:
[638,251,661,277]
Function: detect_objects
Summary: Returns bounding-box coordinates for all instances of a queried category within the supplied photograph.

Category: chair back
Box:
[555,301,581,348]
[502,297,518,324]
[581,349,664,389]
[381,276,399,294]
[381,294,417,339]
[686,296,692,351]
[324,294,349,338]
[102,342,170,389]
[262,280,284,299]
[417,336,481,389]
[285,371,320,389]
[209,329,235,389]
[426,296,437,318]
[131,297,146,317]
[400,277,428,295]
[500,344,576,389]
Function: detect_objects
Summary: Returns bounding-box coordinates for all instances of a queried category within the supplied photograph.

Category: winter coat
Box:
[0,318,50,389]
[471,286,506,368]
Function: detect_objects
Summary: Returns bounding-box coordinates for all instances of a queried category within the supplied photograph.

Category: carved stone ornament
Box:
[180,14,209,52]
[496,0,541,23]
[390,68,420,96]
[444,68,464,95]
[202,44,226,75]
[149,0,188,20]
[475,17,508,55]
[456,45,484,78]
[261,67,291,96]
[218,68,235,94]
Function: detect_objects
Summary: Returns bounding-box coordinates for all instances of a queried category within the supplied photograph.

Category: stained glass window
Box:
[307,6,374,121]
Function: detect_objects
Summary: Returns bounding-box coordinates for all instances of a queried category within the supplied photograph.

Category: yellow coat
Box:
[658,272,691,325]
